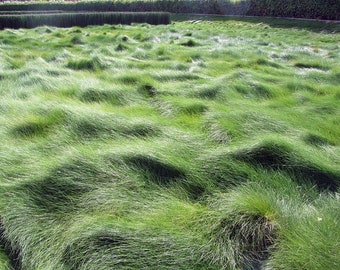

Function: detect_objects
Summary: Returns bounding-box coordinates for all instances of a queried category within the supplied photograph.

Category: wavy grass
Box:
[0,15,339,270]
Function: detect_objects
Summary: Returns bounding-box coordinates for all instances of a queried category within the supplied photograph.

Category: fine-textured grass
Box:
[0,15,339,270]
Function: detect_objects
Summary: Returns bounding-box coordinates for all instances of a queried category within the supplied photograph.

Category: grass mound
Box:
[10,110,65,138]
[69,113,160,139]
[267,194,340,270]
[11,118,50,138]
[205,186,278,270]
[21,177,93,214]
[196,151,252,188]
[62,227,211,270]
[66,57,105,71]
[79,88,122,104]
[125,154,186,185]
[303,132,335,147]
[233,138,340,191]
[0,217,21,270]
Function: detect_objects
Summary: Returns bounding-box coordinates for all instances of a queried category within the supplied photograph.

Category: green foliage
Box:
[0,0,338,20]
[233,138,340,191]
[247,0,340,20]
[0,12,170,29]
[0,0,250,15]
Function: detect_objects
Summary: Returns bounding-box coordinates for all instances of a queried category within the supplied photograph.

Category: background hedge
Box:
[0,1,338,21]
[247,0,340,21]
[0,12,170,29]
[0,1,250,16]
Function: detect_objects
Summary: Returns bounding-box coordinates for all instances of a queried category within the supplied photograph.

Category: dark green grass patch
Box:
[79,88,122,104]
[179,102,208,115]
[62,227,215,270]
[0,217,21,270]
[66,57,105,71]
[69,113,160,140]
[196,150,253,188]
[233,138,340,191]
[11,118,49,138]
[294,61,330,71]
[191,85,222,99]
[22,177,93,213]
[303,132,335,147]
[125,154,186,185]
[204,185,280,270]
[180,38,200,47]
[16,157,116,214]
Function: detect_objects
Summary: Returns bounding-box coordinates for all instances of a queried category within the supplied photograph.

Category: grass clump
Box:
[62,226,213,270]
[79,88,121,104]
[303,132,335,147]
[66,57,105,71]
[9,110,65,138]
[180,38,199,47]
[68,111,160,140]
[233,137,340,191]
[267,194,340,270]
[204,185,279,270]
[11,117,50,138]
[125,154,186,185]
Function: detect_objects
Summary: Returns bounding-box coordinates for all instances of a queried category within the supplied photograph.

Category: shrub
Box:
[247,0,340,20]
[0,12,171,29]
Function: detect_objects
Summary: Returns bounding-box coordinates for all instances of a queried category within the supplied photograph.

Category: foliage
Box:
[247,0,340,20]
[0,12,170,29]
[0,0,338,20]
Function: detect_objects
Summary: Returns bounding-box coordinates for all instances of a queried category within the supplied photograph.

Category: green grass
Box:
[0,15,339,269]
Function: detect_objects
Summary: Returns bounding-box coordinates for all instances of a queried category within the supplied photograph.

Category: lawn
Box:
[0,15,339,269]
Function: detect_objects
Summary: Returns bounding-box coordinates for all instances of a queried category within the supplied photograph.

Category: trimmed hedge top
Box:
[0,0,338,20]
[0,12,171,29]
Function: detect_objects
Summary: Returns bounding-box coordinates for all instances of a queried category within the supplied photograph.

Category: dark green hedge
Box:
[0,1,338,20]
[0,1,250,15]
[0,12,170,29]
[247,0,340,20]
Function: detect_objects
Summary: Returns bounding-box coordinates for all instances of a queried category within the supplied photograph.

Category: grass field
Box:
[0,15,339,269]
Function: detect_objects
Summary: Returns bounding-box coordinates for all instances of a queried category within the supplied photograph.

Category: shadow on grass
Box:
[0,217,22,270]
[232,139,340,191]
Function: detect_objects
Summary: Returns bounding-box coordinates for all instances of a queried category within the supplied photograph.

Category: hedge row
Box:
[0,12,171,29]
[0,0,250,15]
[0,0,338,20]
[247,0,340,21]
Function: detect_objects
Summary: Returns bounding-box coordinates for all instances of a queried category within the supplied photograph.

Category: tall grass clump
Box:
[232,137,340,191]
[62,226,213,270]
[267,194,340,270]
[204,183,280,270]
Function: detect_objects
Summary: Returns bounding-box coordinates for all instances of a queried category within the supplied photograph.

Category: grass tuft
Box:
[205,185,279,270]
[79,88,121,104]
[62,227,212,270]
[66,57,105,71]
[180,38,199,47]
[125,154,186,185]
[233,138,340,191]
